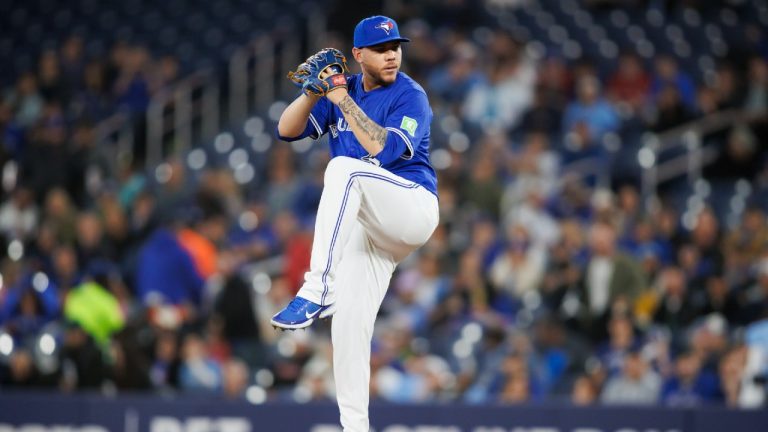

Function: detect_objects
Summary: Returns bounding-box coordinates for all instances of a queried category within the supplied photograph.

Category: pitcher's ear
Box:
[352,47,364,63]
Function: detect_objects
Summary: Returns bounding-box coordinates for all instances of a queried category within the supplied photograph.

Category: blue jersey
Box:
[279,72,438,196]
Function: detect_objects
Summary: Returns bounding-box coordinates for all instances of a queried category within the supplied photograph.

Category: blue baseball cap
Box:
[353,15,410,48]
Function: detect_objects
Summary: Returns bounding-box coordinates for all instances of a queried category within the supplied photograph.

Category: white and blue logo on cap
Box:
[375,20,394,35]
[354,15,411,48]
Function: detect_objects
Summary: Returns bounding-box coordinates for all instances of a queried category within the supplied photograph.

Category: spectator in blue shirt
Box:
[0,272,60,347]
[651,55,697,110]
[661,350,721,406]
[563,75,620,145]
[136,224,205,314]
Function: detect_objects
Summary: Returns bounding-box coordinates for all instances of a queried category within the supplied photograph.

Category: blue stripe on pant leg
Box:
[319,171,419,305]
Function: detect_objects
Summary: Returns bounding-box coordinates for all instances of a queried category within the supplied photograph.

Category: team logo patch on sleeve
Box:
[400,116,418,137]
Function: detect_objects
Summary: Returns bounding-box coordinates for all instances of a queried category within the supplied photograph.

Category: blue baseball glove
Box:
[287,48,350,97]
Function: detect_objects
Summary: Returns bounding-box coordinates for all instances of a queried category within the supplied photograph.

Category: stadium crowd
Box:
[1,0,768,409]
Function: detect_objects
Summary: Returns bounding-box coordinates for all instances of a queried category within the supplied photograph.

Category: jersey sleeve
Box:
[375,89,431,164]
[275,97,332,142]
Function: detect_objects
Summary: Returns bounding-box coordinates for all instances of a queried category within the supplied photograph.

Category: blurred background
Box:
[0,0,767,430]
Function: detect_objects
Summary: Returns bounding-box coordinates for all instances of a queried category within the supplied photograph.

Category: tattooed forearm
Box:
[338,95,387,152]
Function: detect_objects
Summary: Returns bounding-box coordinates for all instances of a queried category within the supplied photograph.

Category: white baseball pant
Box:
[296,156,439,432]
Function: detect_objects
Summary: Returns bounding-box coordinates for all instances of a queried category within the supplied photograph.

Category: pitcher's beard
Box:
[371,70,396,87]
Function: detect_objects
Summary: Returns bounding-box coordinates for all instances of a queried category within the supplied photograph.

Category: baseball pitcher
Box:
[271,15,439,432]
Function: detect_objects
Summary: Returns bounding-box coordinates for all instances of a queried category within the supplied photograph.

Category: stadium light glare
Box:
[0,333,13,356]
[187,148,207,170]
[448,132,470,153]
[526,41,546,60]
[292,385,312,404]
[686,195,703,209]
[431,149,451,171]
[461,323,482,344]
[522,291,542,311]
[684,9,702,27]
[228,148,249,170]
[277,338,297,358]
[730,196,745,213]
[214,132,235,153]
[452,340,472,359]
[154,163,173,184]
[638,147,656,169]
[39,333,56,356]
[243,117,264,137]
[646,9,664,27]
[238,211,259,232]
[516,309,534,328]
[610,10,629,28]
[694,179,711,197]
[682,210,698,231]
[268,101,288,122]
[32,272,49,293]
[637,40,655,58]
[8,239,23,261]
[251,133,272,153]
[234,163,255,185]
[255,369,275,387]
[251,272,271,295]
[246,385,267,404]
[687,199,705,216]
[735,179,752,196]
[439,115,460,135]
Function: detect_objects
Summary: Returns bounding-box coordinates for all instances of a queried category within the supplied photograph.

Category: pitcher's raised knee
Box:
[324,156,365,184]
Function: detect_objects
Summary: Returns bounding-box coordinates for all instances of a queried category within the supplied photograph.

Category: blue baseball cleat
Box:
[271,296,336,330]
